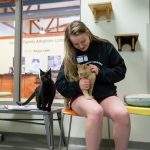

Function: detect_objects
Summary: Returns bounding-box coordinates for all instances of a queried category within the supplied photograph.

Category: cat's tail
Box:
[16,92,35,106]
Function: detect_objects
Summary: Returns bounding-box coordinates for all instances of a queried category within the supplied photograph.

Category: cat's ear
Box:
[40,69,45,75]
[48,68,52,74]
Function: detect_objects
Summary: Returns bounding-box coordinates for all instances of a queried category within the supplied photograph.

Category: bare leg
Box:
[100,96,131,150]
[71,96,104,150]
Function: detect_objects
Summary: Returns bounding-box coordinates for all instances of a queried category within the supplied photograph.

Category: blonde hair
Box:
[64,20,102,81]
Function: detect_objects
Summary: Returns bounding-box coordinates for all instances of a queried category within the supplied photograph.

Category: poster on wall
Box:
[1,35,66,75]
[29,56,42,74]
[48,55,62,71]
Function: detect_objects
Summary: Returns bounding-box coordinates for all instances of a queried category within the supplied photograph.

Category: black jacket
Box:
[55,40,126,100]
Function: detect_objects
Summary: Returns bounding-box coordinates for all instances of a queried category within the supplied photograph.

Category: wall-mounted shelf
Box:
[114,33,139,51]
[88,2,112,23]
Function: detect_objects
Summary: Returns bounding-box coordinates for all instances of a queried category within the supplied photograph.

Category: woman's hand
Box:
[79,78,91,90]
[89,64,100,75]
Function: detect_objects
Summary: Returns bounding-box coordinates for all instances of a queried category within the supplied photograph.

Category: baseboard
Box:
[1,132,150,149]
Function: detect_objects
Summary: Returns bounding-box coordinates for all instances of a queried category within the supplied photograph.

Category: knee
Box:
[113,109,130,126]
[88,106,104,121]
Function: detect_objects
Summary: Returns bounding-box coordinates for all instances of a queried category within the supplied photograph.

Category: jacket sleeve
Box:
[97,43,127,83]
[55,63,82,99]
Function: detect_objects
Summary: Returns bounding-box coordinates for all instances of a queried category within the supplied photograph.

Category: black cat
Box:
[16,69,56,111]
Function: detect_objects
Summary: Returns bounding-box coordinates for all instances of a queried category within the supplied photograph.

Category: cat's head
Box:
[77,64,91,79]
[40,68,52,83]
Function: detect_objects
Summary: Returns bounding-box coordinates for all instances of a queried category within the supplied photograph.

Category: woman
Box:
[55,21,130,150]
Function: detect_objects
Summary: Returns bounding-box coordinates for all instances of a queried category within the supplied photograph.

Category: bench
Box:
[0,105,62,150]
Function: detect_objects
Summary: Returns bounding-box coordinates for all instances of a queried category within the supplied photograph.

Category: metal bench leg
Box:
[66,115,72,150]
[44,114,54,150]
[59,114,73,150]
[57,112,66,146]
[59,113,65,150]
[107,118,111,150]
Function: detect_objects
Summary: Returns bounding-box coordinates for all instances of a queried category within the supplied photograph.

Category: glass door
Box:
[0,0,16,102]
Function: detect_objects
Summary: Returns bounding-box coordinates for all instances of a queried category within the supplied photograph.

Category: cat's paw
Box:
[46,107,51,112]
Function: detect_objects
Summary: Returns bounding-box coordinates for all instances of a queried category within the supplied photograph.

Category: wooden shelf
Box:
[114,33,139,51]
[88,2,112,23]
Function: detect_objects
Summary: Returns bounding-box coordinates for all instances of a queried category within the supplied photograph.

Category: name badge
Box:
[76,55,88,63]
[84,55,88,61]
[77,56,84,63]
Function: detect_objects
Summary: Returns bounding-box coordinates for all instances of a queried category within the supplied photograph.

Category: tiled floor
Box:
[0,132,147,150]
[0,143,144,150]
[0,145,142,150]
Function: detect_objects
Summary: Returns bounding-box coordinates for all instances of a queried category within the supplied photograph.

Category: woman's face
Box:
[70,33,90,51]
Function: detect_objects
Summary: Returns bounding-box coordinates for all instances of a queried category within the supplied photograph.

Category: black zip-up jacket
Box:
[55,40,126,101]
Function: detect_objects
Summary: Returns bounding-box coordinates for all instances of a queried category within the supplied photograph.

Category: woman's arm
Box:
[97,43,127,83]
[55,63,82,98]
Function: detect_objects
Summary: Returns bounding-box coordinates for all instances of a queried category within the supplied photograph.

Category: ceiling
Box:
[0,0,78,8]
[0,0,80,35]
[0,0,80,21]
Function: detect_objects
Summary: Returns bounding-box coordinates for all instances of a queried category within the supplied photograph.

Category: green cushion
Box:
[124,94,150,107]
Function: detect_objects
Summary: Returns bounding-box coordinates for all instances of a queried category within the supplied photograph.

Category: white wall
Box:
[147,23,150,93]
[50,0,149,143]
[60,0,150,142]
[80,0,149,142]
[0,0,149,144]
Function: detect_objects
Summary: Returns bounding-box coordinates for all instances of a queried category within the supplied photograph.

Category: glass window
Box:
[0,0,16,102]
[0,0,80,103]
[20,0,80,102]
